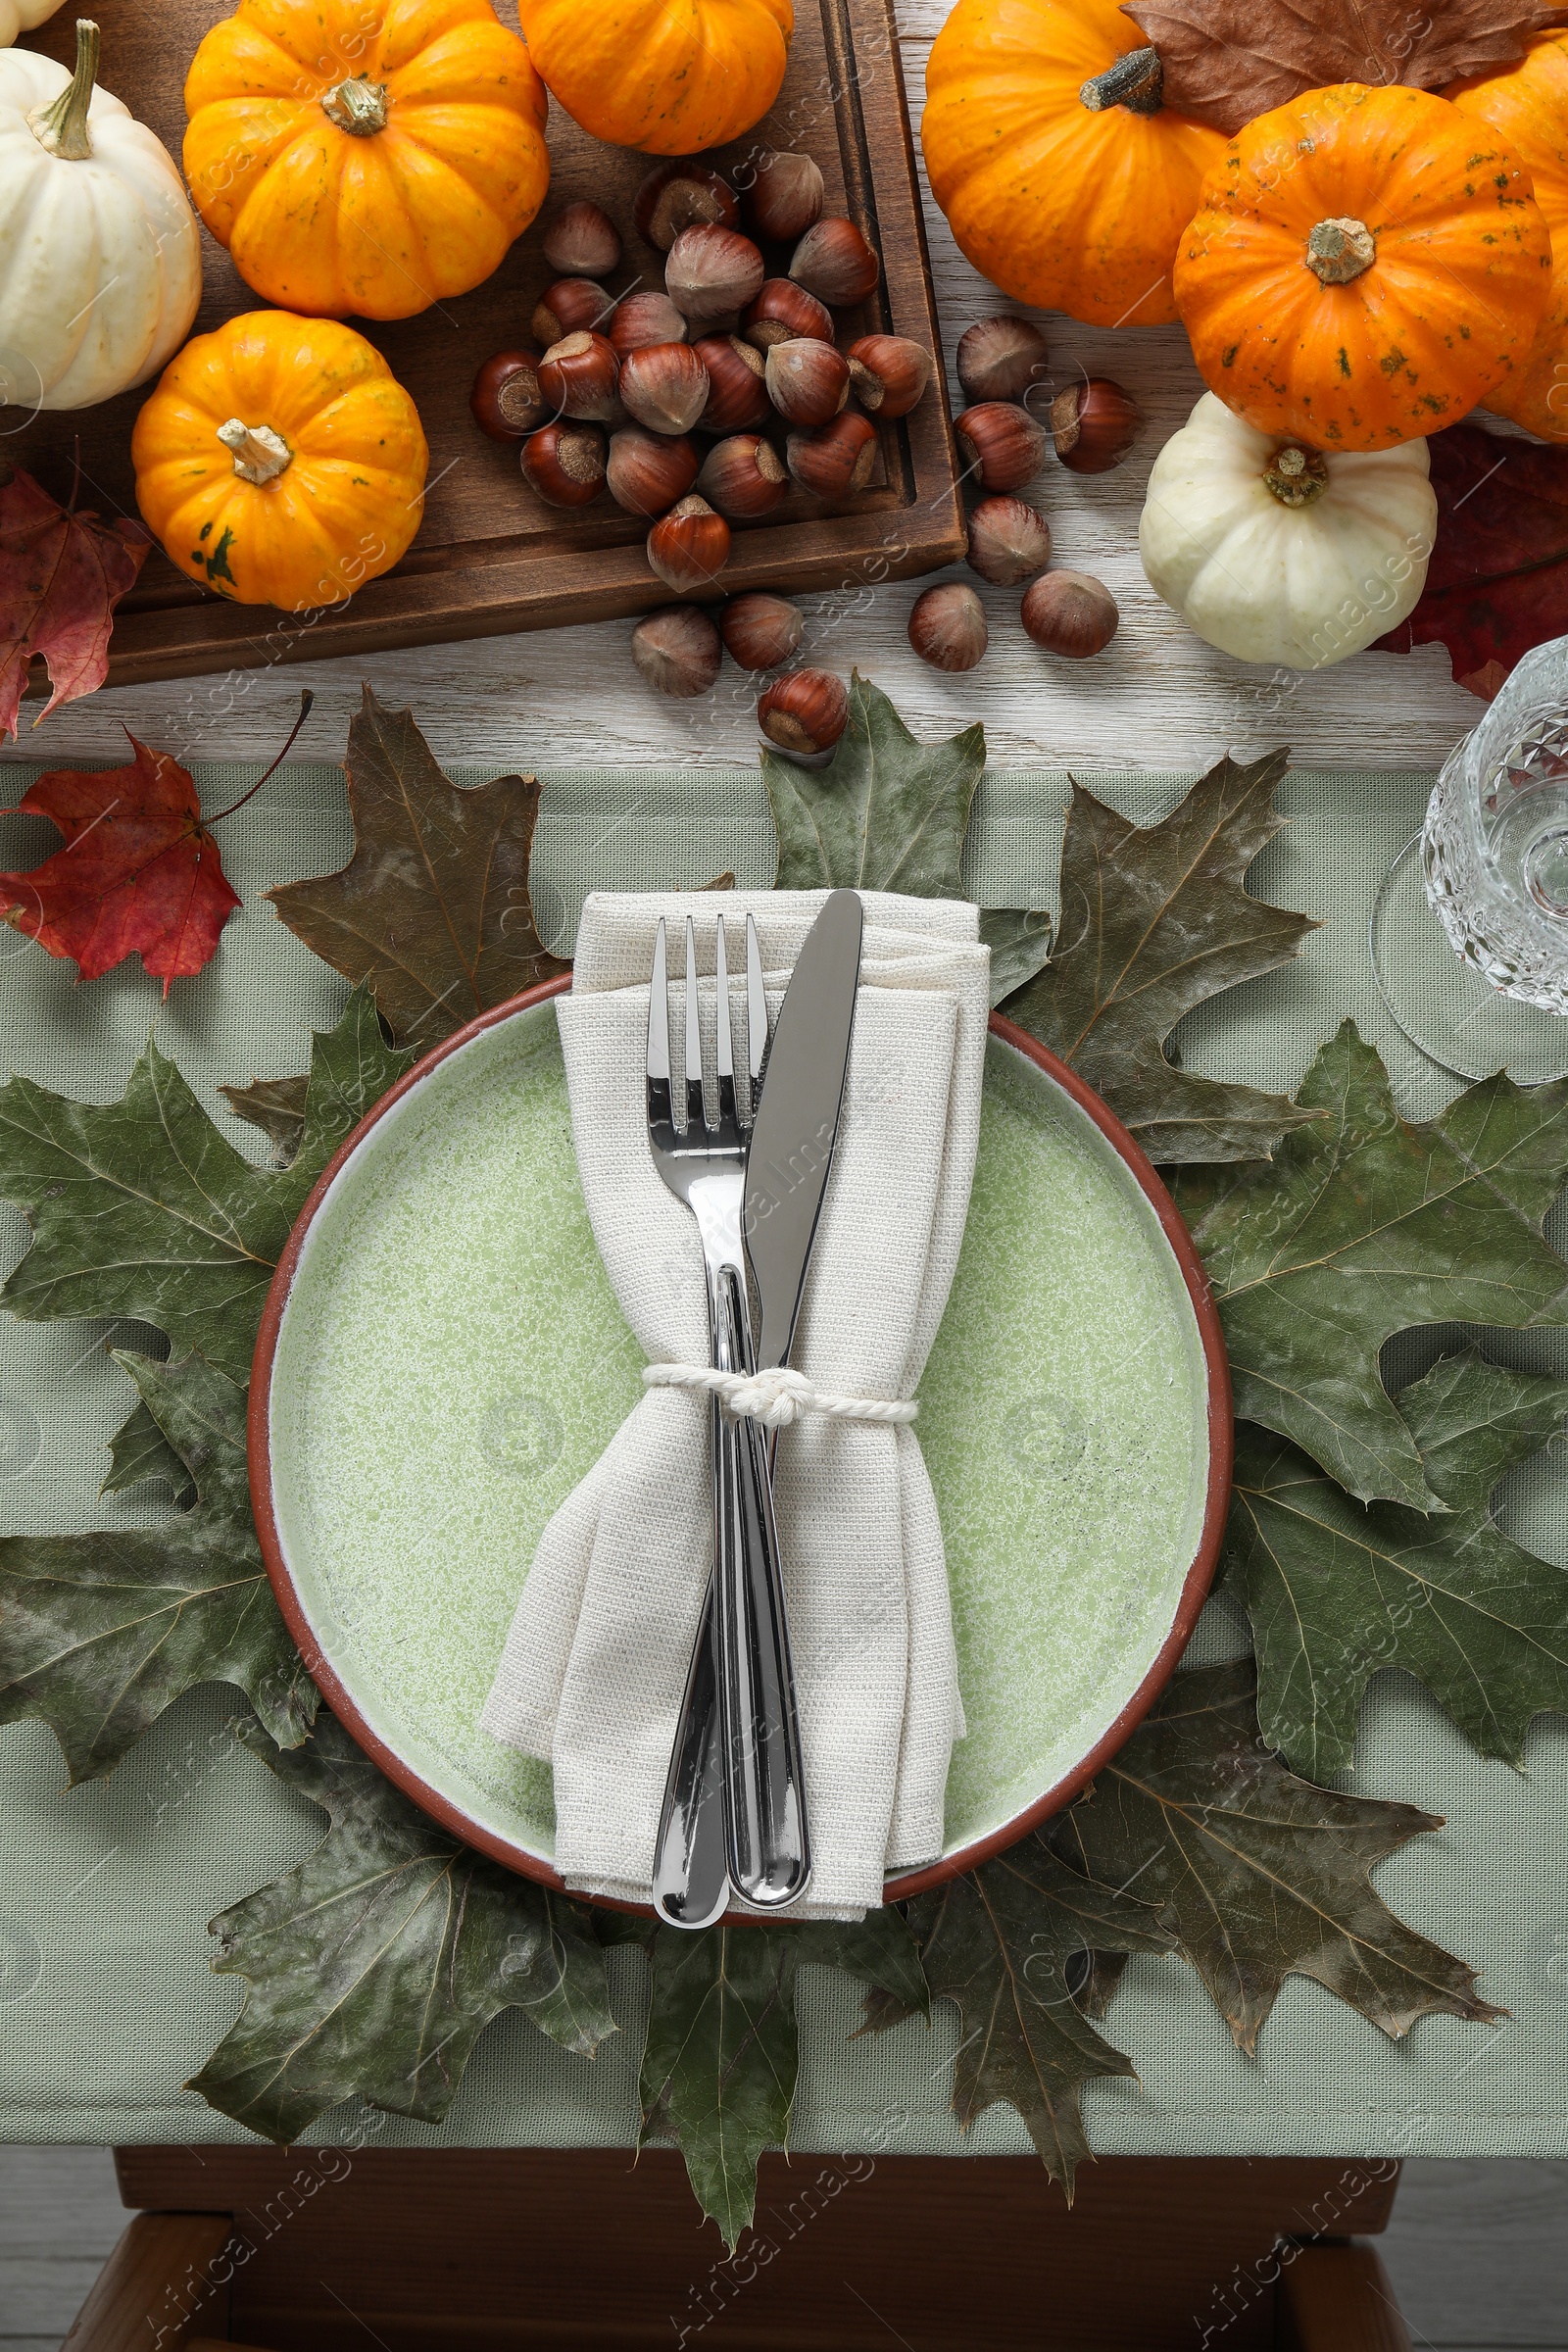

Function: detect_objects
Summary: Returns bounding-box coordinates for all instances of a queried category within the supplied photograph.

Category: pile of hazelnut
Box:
[470,151,932,745]
[906,314,1138,674]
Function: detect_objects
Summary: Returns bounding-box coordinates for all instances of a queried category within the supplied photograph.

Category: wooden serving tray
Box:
[9,0,963,691]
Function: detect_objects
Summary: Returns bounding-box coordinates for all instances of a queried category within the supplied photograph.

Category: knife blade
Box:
[744,888,864,1371]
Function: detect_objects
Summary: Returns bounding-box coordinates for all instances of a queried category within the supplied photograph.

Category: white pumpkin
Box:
[0,0,67,48]
[0,20,201,411]
[1139,393,1439,671]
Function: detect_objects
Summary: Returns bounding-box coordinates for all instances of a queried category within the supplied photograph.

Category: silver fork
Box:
[645,911,810,1924]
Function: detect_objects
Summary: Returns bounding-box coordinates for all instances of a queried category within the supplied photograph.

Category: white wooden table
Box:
[10,4,1492,782]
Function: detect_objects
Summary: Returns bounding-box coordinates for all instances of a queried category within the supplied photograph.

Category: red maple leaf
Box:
[0,738,241,992]
[0,465,151,740]
[1374,422,1568,701]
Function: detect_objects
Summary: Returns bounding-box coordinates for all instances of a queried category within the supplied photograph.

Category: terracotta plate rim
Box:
[249,974,1233,1918]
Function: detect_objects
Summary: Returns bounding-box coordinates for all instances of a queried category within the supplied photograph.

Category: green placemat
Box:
[2,760,1565,2159]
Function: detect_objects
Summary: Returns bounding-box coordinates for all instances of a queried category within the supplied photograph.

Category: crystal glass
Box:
[1372,634,1568,1082]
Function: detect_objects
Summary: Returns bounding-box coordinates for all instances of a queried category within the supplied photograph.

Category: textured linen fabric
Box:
[3,760,1568,2159]
[481,891,991,1914]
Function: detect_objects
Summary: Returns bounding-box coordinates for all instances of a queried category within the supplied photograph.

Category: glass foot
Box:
[1370,834,1568,1085]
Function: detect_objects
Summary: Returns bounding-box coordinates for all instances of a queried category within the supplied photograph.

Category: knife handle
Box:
[714,1264,811,1910]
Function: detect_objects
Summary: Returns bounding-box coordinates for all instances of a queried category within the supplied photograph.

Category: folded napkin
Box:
[481,889,991,1916]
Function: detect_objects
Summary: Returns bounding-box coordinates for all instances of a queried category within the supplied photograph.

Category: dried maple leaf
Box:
[1374,421,1568,699]
[1122,0,1568,134]
[1002,750,1320,1162]
[0,737,241,993]
[269,684,568,1045]
[1051,1658,1504,2052]
[0,465,150,739]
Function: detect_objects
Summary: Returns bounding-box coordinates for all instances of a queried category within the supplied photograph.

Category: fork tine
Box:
[647,918,672,1130]
[684,914,707,1135]
[745,913,768,1119]
[714,916,740,1138]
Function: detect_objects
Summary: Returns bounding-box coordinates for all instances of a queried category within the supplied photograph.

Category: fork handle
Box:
[714,1264,811,1910]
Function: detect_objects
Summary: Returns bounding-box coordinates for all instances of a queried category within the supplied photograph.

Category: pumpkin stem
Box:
[320,74,390,135]
[1306,218,1376,285]
[218,418,293,486]
[29,19,100,162]
[1079,46,1163,116]
[1264,444,1330,507]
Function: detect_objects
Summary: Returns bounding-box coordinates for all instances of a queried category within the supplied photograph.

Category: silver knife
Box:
[650,890,863,1926]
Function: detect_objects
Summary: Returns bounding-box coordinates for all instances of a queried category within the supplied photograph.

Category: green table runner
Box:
[2,760,1565,2158]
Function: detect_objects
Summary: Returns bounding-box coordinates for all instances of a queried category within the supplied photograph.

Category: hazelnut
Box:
[697,433,789,520]
[665,224,766,326]
[965,496,1053,586]
[765,337,850,427]
[647,494,731,592]
[1051,377,1141,473]
[532,277,611,348]
[607,426,700,517]
[634,161,739,252]
[954,402,1050,494]
[520,421,607,509]
[608,292,690,358]
[542,201,621,281]
[758,668,849,760]
[908,582,988,673]
[745,151,825,244]
[619,342,711,436]
[694,335,772,433]
[956,315,1051,406]
[1021,569,1120,659]
[469,348,547,441]
[845,334,932,418]
[719,592,805,670]
[789,217,880,307]
[740,278,834,353]
[538,330,620,422]
[632,606,723,699]
[786,410,878,499]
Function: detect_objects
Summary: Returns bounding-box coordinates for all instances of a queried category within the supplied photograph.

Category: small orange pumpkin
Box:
[132,312,428,612]
[1450,32,1568,443]
[921,0,1225,329]
[183,0,549,321]
[1174,83,1550,450]
[515,0,793,157]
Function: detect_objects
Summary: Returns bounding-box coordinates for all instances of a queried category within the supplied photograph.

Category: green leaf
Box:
[0,986,411,1384]
[762,672,986,897]
[896,1840,1173,2198]
[1228,1355,1568,1780]
[979,906,1053,1005]
[189,1711,614,2145]
[1002,751,1319,1161]
[1052,1658,1504,2054]
[1177,1022,1568,1507]
[0,1351,316,1780]
[220,1072,310,1164]
[267,685,568,1047]
[102,1396,194,1506]
[638,1907,924,2250]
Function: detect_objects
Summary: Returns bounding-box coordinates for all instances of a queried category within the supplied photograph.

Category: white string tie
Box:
[642,1362,918,1430]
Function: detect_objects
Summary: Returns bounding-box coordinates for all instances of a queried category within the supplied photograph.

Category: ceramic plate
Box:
[252,979,1230,1905]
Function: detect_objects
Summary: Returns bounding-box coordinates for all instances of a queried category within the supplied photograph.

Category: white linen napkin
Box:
[481,889,990,1917]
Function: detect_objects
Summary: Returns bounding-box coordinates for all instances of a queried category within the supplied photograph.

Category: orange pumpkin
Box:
[515,0,793,157]
[921,0,1224,329]
[1450,32,1568,443]
[183,0,550,321]
[1174,83,1550,450]
[132,312,428,612]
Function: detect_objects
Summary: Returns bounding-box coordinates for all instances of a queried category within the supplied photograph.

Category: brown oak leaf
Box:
[0,738,240,992]
[1122,0,1568,133]
[1374,420,1568,698]
[0,466,150,739]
